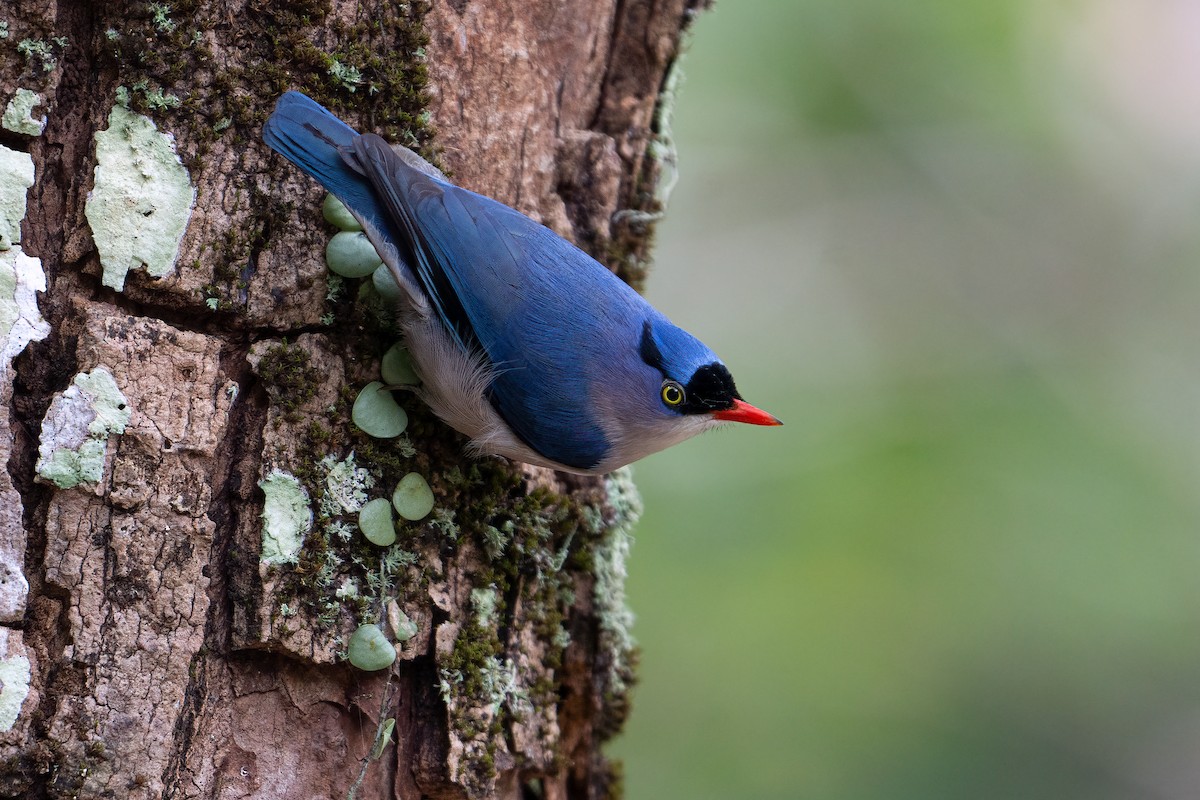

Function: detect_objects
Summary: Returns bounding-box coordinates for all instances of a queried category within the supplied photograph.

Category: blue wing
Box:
[264,92,662,470]
[349,134,660,469]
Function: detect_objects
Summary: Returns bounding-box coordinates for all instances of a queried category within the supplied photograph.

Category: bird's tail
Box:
[264,91,434,317]
[262,91,386,232]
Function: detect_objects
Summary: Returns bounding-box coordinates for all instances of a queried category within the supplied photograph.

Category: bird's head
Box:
[639,316,781,427]
[591,315,781,471]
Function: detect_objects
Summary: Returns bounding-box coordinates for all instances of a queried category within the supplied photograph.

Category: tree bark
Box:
[0,1,701,797]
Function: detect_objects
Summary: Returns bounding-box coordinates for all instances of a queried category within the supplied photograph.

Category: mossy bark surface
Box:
[0,0,704,798]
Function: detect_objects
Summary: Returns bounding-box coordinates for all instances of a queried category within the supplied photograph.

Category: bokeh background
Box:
[608,1,1200,798]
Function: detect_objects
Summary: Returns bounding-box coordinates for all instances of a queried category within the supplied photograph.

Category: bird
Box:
[263,91,780,475]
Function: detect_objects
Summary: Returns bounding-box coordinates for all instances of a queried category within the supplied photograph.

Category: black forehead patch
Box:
[681,363,740,414]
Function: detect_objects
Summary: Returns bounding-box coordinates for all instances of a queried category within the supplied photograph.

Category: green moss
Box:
[256,342,319,422]
[98,0,435,155]
[443,619,503,700]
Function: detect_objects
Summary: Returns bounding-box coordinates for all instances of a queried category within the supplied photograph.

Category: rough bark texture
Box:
[0,0,703,798]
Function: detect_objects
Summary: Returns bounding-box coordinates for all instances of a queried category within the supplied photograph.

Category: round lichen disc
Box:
[392,472,435,521]
[326,230,383,278]
[351,382,408,438]
[358,498,396,546]
[381,344,420,386]
[347,623,396,671]
[322,193,363,231]
[372,265,404,303]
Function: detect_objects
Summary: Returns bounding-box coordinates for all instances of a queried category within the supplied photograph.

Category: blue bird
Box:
[263,91,780,474]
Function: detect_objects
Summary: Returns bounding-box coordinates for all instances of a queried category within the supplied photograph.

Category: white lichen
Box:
[0,651,31,732]
[0,145,34,248]
[258,470,312,565]
[319,451,374,517]
[0,556,29,624]
[335,578,359,600]
[35,367,131,489]
[85,103,195,291]
[0,246,50,374]
[2,89,45,136]
[470,585,499,629]
[479,656,525,714]
[592,467,642,696]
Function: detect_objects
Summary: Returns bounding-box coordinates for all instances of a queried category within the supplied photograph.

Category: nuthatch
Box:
[264,92,779,474]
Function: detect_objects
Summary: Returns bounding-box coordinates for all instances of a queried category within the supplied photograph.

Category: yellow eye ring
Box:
[661,381,685,407]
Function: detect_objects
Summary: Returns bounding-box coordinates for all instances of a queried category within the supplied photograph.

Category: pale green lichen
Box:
[148,1,176,33]
[593,467,642,696]
[2,89,45,136]
[35,367,131,489]
[326,230,383,278]
[328,59,364,92]
[0,145,34,248]
[17,38,62,72]
[0,654,31,731]
[347,623,396,671]
[428,506,459,540]
[76,369,133,435]
[319,451,374,517]
[391,471,434,520]
[85,103,195,291]
[470,585,499,629]
[358,497,396,546]
[259,470,312,565]
[480,522,511,561]
[381,343,419,385]
[322,193,361,231]
[0,247,50,368]
[479,656,523,714]
[352,381,408,438]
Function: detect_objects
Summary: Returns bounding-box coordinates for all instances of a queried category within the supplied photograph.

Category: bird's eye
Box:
[661,380,685,408]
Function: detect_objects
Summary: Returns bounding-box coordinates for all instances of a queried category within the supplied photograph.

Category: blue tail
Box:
[262,92,390,236]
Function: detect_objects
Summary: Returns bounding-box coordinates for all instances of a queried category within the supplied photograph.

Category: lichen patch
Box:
[260,470,313,565]
[85,103,195,291]
[35,367,132,489]
[0,246,49,372]
[1,88,46,136]
[0,145,34,248]
[0,640,31,733]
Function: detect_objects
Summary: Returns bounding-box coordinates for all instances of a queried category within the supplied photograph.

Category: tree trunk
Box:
[0,1,700,797]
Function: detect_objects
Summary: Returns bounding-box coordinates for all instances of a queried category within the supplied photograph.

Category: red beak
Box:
[713,398,783,426]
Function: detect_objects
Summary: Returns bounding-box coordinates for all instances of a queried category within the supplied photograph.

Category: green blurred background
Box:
[609,1,1200,798]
